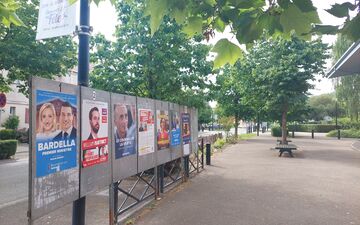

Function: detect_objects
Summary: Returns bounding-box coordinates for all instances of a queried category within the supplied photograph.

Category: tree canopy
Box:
[90,0,214,109]
[0,0,77,94]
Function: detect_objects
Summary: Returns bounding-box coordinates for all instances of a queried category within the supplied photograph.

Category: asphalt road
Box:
[0,152,28,207]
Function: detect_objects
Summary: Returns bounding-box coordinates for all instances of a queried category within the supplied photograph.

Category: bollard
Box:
[338,129,341,140]
[292,130,294,138]
[159,165,164,193]
[201,138,204,169]
[311,129,314,139]
[206,143,211,165]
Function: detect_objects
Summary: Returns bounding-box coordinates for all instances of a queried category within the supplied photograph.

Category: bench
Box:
[275,144,297,157]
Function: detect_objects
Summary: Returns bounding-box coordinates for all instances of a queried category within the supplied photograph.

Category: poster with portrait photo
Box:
[35,90,77,177]
[138,109,154,156]
[114,103,137,159]
[182,113,191,155]
[170,111,181,146]
[81,100,109,168]
[157,110,169,150]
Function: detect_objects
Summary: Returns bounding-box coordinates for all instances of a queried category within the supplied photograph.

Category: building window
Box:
[10,107,16,116]
[25,108,29,124]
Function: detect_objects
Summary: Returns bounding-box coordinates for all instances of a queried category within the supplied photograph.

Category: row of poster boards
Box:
[28,77,199,221]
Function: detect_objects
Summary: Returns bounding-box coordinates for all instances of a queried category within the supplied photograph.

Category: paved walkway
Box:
[133,135,360,225]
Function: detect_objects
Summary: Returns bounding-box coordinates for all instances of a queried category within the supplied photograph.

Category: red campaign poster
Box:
[81,100,109,168]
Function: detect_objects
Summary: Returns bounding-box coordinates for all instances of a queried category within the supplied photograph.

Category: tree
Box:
[90,0,213,110]
[0,0,77,94]
[214,63,255,137]
[246,35,328,143]
[332,34,360,122]
[307,93,342,121]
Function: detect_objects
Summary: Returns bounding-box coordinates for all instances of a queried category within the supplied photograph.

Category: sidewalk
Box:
[132,135,360,225]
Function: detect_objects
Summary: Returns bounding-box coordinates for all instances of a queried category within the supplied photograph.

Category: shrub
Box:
[2,116,20,130]
[271,126,282,137]
[327,129,360,138]
[0,140,17,159]
[16,128,29,143]
[288,124,338,133]
[213,138,226,149]
[0,129,16,140]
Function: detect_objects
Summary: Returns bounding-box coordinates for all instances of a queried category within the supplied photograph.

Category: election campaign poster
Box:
[81,100,109,168]
[138,109,154,156]
[170,111,181,146]
[182,113,191,155]
[114,103,137,159]
[35,90,77,177]
[157,110,169,150]
[36,0,77,40]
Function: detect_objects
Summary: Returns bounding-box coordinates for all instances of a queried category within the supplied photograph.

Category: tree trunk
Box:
[256,113,260,136]
[234,114,239,138]
[281,106,288,144]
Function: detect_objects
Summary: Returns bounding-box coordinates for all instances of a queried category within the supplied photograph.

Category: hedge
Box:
[288,124,338,133]
[271,126,282,137]
[327,129,360,138]
[0,140,17,159]
[0,129,16,140]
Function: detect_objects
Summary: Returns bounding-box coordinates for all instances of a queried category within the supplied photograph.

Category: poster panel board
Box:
[155,100,171,165]
[190,107,199,154]
[80,87,111,197]
[29,77,80,221]
[137,97,156,172]
[169,103,182,160]
[181,106,191,156]
[111,93,138,181]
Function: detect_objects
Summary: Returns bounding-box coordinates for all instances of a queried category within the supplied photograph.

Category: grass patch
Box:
[238,133,256,140]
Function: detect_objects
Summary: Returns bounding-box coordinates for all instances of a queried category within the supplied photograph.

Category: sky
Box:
[88,0,354,96]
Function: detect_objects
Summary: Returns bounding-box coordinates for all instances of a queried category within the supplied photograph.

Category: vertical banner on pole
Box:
[191,107,198,154]
[137,97,156,172]
[80,87,111,197]
[169,103,182,160]
[155,100,171,165]
[111,93,138,181]
[29,77,80,221]
[181,106,191,156]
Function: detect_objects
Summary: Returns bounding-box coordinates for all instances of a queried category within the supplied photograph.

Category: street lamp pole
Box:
[72,0,90,224]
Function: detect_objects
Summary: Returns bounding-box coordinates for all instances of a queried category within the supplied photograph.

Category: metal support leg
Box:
[206,144,211,165]
[159,165,164,194]
[72,197,86,225]
[201,138,204,169]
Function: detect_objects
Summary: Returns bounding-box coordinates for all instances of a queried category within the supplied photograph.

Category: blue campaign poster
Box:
[170,111,181,146]
[35,90,77,177]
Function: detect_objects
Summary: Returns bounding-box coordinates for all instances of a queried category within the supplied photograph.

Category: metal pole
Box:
[311,129,314,139]
[201,138,204,169]
[159,165,164,194]
[73,0,90,224]
[206,144,211,165]
[336,101,340,140]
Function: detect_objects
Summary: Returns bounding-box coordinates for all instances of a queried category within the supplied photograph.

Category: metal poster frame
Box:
[155,100,171,165]
[29,77,80,222]
[137,97,156,172]
[80,86,112,197]
[111,93,138,182]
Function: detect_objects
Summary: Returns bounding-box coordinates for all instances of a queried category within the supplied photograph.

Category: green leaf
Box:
[293,0,316,12]
[144,0,168,36]
[9,12,23,26]
[341,14,360,41]
[183,16,202,37]
[326,3,356,18]
[311,25,339,35]
[171,8,187,24]
[211,39,243,69]
[68,0,77,5]
[93,0,101,6]
[214,17,225,32]
[205,0,216,7]
[277,0,290,9]
[280,4,320,37]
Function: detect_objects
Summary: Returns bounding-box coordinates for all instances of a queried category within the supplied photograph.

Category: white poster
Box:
[138,109,155,156]
[36,0,77,40]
